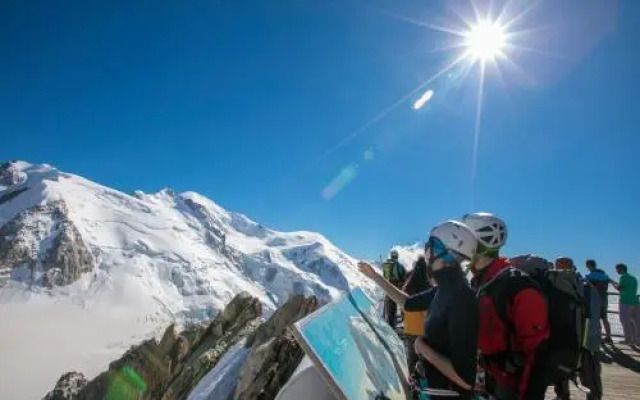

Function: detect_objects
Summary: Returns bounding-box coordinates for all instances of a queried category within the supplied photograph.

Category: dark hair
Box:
[402,255,431,295]
[616,263,628,273]
[586,259,596,268]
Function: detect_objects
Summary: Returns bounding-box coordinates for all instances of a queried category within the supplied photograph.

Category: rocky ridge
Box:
[43,293,319,400]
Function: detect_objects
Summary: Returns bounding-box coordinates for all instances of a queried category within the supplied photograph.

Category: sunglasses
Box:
[424,236,455,264]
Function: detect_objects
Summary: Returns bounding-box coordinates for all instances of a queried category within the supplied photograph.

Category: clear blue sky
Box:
[1,0,638,275]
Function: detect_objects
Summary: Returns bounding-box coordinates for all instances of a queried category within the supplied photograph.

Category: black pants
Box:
[549,351,602,400]
[554,379,570,400]
[523,352,554,400]
[385,296,397,327]
[580,351,602,400]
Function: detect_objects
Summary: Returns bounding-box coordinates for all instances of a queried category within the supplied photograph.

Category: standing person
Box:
[551,257,603,400]
[402,255,432,374]
[581,277,604,400]
[585,259,613,342]
[463,212,550,400]
[552,257,574,400]
[613,263,640,345]
[381,250,407,327]
[358,221,479,399]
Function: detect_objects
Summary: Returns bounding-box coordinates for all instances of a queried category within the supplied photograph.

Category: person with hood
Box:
[381,249,407,327]
[463,212,550,400]
[358,221,479,399]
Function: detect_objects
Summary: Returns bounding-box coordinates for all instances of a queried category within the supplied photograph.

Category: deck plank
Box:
[545,343,640,399]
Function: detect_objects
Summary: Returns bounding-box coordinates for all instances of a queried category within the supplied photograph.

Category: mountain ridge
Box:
[0,160,376,400]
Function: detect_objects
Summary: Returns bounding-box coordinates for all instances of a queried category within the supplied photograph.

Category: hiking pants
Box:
[580,351,602,400]
[385,296,398,327]
[553,379,570,400]
[619,303,640,342]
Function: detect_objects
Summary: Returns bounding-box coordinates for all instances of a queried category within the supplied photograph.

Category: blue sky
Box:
[1,0,638,275]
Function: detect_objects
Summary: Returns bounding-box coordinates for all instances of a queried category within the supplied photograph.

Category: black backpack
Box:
[487,255,587,384]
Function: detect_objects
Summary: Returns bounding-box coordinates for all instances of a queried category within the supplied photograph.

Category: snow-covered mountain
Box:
[0,160,376,400]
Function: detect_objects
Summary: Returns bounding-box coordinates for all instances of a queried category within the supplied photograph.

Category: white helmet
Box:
[462,212,507,250]
[428,220,478,262]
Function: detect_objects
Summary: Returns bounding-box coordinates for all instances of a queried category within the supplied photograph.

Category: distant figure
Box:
[613,263,640,345]
[402,255,432,374]
[581,278,604,400]
[381,250,406,327]
[552,257,574,400]
[585,259,613,342]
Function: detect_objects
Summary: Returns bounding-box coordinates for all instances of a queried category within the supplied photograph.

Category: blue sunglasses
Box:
[424,236,455,264]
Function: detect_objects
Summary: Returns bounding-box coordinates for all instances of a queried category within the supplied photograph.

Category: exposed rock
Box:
[247,294,318,348]
[0,161,26,188]
[159,293,262,400]
[0,217,34,285]
[234,330,305,400]
[42,219,94,286]
[43,292,263,400]
[43,372,88,400]
[0,200,95,287]
[0,186,28,205]
[234,294,319,400]
[42,293,320,400]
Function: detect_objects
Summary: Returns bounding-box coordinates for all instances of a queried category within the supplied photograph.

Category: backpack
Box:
[487,255,587,384]
[382,260,405,283]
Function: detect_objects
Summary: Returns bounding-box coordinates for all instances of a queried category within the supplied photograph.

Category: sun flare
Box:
[464,20,507,61]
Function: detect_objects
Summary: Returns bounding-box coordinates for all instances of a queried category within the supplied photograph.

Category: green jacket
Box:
[619,273,639,305]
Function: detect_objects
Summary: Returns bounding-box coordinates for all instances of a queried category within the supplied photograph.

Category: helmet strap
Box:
[476,242,499,258]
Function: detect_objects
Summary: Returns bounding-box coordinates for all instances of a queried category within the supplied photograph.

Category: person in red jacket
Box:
[462,213,551,400]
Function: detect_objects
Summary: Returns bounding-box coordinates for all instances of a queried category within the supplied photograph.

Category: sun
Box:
[464,20,507,61]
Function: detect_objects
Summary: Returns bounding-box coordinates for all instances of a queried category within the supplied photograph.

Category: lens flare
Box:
[413,90,434,110]
[464,20,506,61]
[322,163,359,200]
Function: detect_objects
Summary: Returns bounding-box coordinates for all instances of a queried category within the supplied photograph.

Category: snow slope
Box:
[186,341,250,400]
[0,161,376,400]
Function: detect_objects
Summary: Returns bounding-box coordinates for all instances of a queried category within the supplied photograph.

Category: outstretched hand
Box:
[358,261,377,279]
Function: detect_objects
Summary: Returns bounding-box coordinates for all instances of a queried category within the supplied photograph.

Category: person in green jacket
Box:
[381,250,407,327]
[613,263,640,345]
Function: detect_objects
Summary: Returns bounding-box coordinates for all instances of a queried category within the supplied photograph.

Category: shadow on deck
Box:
[600,342,640,372]
[546,343,640,400]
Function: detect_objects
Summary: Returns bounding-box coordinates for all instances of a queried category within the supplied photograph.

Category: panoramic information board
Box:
[293,288,410,400]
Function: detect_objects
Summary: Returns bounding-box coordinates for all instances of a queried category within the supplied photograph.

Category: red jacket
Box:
[473,257,550,400]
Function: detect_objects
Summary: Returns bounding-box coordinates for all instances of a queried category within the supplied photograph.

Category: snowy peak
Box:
[0,160,374,321]
[0,161,377,400]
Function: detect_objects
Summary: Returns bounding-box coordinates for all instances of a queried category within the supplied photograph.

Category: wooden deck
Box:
[545,342,640,399]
